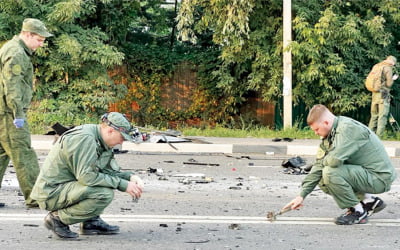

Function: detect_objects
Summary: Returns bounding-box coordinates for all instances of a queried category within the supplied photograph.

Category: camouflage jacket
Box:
[31,124,132,202]
[300,116,397,198]
[0,36,34,118]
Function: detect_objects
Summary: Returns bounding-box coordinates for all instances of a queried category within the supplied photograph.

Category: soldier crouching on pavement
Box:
[283,104,397,225]
[30,112,144,238]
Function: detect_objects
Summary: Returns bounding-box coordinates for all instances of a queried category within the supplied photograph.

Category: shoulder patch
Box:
[11,64,22,75]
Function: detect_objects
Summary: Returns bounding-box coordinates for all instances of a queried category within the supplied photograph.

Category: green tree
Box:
[177,0,400,115]
[0,0,132,127]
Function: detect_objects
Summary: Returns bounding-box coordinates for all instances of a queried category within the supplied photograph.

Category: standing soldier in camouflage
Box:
[283,104,397,225]
[31,112,144,239]
[368,56,398,137]
[0,18,53,207]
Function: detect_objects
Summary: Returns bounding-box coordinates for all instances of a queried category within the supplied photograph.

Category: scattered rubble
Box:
[23,224,39,227]
[281,156,312,175]
[266,207,292,222]
[183,161,219,166]
[228,223,241,230]
[184,239,210,243]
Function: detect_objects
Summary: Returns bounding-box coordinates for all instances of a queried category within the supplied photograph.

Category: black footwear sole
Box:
[368,202,387,216]
[335,217,368,225]
[80,229,120,235]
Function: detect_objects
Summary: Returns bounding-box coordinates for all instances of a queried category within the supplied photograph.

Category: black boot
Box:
[80,216,120,235]
[44,212,78,238]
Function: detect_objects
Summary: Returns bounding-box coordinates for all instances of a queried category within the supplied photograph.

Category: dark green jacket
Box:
[0,36,34,118]
[300,116,397,198]
[31,124,132,202]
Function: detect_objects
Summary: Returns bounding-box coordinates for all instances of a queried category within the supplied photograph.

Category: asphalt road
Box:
[1,151,400,250]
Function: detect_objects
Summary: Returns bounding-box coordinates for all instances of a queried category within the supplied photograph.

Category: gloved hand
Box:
[13,118,24,128]
[393,74,399,81]
[130,175,144,189]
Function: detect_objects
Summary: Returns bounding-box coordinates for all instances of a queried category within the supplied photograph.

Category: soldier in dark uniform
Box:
[0,18,53,207]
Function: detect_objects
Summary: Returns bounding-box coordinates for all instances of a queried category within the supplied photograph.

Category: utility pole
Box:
[283,0,292,128]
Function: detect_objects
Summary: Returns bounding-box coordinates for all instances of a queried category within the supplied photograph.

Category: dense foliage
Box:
[0,0,130,128]
[177,0,400,114]
[0,0,399,133]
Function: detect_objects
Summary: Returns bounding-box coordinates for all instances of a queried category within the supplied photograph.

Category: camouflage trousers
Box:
[0,113,39,206]
[318,164,392,209]
[368,92,390,137]
[38,182,114,225]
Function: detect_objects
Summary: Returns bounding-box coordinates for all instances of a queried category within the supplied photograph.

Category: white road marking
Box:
[1,214,399,226]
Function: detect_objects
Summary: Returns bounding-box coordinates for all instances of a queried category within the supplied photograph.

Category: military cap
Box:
[22,18,53,38]
[102,112,134,142]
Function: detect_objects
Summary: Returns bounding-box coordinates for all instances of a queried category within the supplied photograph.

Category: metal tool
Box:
[266,206,292,222]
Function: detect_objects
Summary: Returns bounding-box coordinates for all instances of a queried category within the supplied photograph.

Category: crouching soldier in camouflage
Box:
[31,112,144,238]
[283,104,397,225]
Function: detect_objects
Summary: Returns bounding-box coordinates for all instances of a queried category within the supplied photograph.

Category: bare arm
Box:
[283,196,304,210]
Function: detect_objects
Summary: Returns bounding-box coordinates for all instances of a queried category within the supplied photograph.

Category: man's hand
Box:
[13,118,24,128]
[130,175,144,189]
[283,196,304,211]
[126,181,143,199]
[393,74,399,81]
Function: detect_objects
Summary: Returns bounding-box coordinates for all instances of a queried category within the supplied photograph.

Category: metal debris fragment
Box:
[184,239,210,243]
[23,224,39,227]
[183,161,220,166]
[281,156,312,175]
[147,167,164,176]
[266,207,292,222]
[228,223,240,230]
[179,176,214,184]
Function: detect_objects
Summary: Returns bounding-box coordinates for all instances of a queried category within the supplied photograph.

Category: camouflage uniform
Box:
[31,125,133,225]
[0,36,39,206]
[300,116,396,209]
[368,61,395,137]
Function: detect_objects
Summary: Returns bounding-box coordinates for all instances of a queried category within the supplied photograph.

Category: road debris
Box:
[266,207,292,222]
[184,239,210,244]
[176,223,183,232]
[183,161,220,166]
[147,167,164,176]
[172,173,205,178]
[23,224,39,227]
[178,176,214,185]
[281,156,312,175]
[228,223,241,230]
